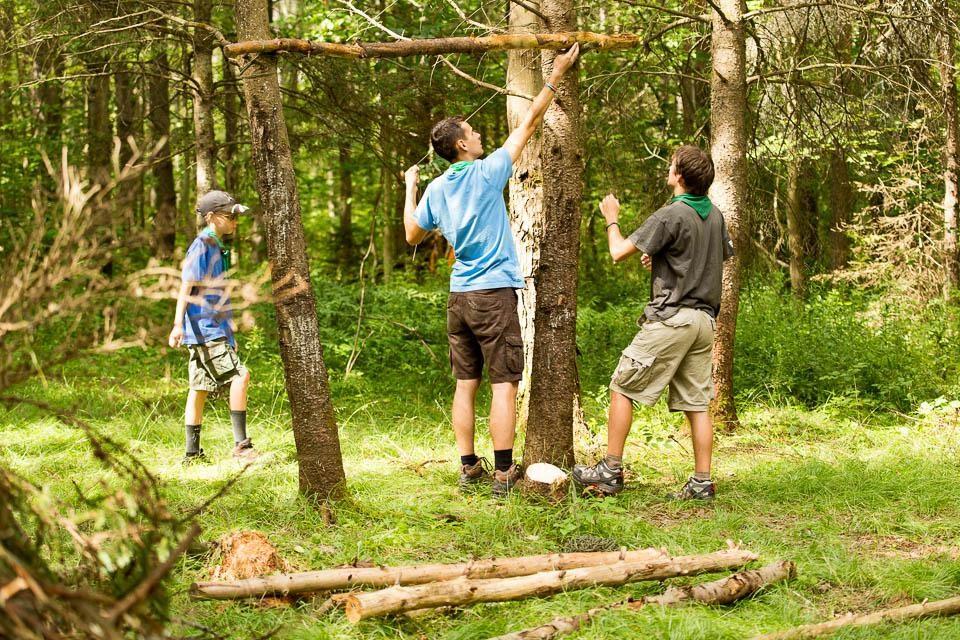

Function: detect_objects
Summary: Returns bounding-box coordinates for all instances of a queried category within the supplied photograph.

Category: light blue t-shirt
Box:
[180,233,235,347]
[414,147,524,292]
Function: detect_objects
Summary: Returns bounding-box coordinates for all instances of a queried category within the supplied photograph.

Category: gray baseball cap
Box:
[196,190,251,216]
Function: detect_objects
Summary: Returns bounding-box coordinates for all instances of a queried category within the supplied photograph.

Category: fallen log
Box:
[191,547,668,599]
[342,547,758,622]
[752,594,960,640]
[488,560,795,640]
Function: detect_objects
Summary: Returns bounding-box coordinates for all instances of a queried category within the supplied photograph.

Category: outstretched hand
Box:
[404,165,420,190]
[552,42,580,77]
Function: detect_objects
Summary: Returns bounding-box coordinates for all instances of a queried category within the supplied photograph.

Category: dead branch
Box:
[223,32,643,59]
[753,594,960,639]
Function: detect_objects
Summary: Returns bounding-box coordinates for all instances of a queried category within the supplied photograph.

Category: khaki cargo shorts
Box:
[447,288,523,384]
[187,339,247,392]
[609,307,716,412]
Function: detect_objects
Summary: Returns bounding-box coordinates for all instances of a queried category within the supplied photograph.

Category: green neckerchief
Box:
[202,227,231,271]
[449,160,474,172]
[671,193,712,220]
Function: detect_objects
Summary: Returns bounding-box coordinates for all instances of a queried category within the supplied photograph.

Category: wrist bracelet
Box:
[606,221,619,231]
[545,81,558,93]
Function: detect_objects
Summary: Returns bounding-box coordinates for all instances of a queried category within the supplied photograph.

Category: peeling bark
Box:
[507,1,544,435]
[521,0,583,469]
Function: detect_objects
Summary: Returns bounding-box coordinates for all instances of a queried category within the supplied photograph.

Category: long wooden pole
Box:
[752,594,960,640]
[191,548,669,599]
[223,32,640,58]
[343,548,758,622]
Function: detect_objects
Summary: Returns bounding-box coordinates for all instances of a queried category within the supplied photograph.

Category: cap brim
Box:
[231,203,252,215]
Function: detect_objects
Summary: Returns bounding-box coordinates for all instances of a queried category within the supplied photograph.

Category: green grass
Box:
[4,281,960,639]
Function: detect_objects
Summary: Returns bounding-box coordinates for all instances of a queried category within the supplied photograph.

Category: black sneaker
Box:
[182,449,208,466]
[572,459,624,496]
[492,463,522,498]
[667,477,716,501]
[459,457,491,490]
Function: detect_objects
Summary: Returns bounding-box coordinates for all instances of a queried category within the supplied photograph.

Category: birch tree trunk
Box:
[193,0,218,195]
[520,0,583,468]
[235,0,347,501]
[708,0,748,430]
[941,12,959,297]
[506,1,544,436]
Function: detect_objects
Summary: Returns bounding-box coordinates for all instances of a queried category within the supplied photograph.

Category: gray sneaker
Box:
[666,477,716,501]
[572,459,624,496]
[459,457,491,490]
[492,463,522,498]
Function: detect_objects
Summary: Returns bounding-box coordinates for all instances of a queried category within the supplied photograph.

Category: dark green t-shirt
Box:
[628,200,735,322]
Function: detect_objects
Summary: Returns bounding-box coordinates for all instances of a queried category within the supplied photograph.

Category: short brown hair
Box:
[673,145,715,196]
[431,116,467,162]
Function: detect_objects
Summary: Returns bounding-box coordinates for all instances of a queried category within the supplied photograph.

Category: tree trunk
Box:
[520,0,582,469]
[336,144,356,265]
[941,14,959,297]
[149,48,178,260]
[235,0,347,501]
[786,157,806,296]
[708,0,748,430]
[33,39,62,148]
[506,0,544,436]
[343,548,758,622]
[192,547,668,599]
[115,64,138,222]
[380,156,396,280]
[826,147,852,270]
[86,59,111,186]
[193,0,218,195]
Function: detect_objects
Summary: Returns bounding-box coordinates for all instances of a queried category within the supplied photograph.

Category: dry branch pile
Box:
[193,543,771,625]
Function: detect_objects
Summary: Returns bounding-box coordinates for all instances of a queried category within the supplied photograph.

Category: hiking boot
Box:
[492,463,522,498]
[232,438,259,461]
[182,449,208,466]
[666,477,716,501]
[572,458,624,496]
[459,457,491,490]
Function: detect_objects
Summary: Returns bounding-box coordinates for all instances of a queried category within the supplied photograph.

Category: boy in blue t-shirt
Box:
[168,190,258,464]
[402,43,580,497]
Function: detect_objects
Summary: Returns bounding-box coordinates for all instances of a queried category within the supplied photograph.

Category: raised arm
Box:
[600,194,642,264]
[403,165,429,246]
[502,43,580,164]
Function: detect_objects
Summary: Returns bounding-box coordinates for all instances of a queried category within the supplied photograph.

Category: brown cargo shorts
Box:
[187,338,247,392]
[447,288,523,384]
[609,307,716,412]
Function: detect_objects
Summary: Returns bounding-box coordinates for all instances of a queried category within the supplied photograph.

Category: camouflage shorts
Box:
[187,339,247,392]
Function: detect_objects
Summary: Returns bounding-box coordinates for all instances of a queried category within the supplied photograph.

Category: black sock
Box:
[230,410,247,443]
[493,449,513,472]
[461,453,479,467]
[185,424,202,455]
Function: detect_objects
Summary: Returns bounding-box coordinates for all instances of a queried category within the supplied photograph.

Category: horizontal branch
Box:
[223,32,642,59]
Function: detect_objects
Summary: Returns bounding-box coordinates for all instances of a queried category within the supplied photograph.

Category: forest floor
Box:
[3,280,960,639]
